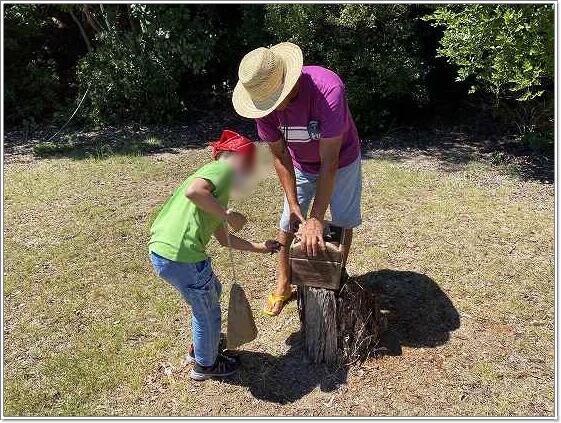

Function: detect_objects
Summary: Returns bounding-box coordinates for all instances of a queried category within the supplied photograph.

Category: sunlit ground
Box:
[3,145,554,416]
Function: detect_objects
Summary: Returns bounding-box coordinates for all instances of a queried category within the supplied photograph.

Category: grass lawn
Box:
[3,144,554,416]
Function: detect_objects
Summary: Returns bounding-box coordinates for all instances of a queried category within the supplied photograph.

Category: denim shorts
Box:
[280,155,362,231]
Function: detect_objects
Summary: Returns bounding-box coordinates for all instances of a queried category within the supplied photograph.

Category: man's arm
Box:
[269,138,304,230]
[300,135,343,256]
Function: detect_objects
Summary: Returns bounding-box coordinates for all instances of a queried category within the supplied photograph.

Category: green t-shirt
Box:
[148,160,233,263]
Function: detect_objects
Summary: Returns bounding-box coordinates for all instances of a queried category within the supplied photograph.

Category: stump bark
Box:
[297,277,385,365]
[290,223,385,365]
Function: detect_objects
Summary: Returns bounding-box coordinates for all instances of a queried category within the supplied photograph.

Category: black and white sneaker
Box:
[186,336,228,364]
[190,354,240,381]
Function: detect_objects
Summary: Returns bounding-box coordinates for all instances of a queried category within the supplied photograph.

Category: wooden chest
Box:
[290,223,348,290]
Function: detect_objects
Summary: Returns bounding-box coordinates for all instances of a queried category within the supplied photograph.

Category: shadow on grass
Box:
[361,129,553,183]
[222,270,459,404]
[223,331,348,404]
[28,128,208,160]
[5,119,552,183]
[4,114,256,161]
[359,270,460,355]
[361,130,479,170]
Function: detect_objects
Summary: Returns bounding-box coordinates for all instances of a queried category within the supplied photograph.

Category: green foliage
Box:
[33,140,75,157]
[133,137,164,153]
[240,5,273,49]
[426,4,554,101]
[490,150,508,166]
[3,3,554,138]
[521,130,553,154]
[76,5,217,125]
[264,4,426,131]
[4,4,62,127]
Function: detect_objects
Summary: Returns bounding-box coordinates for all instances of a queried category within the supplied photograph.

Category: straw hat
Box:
[232,42,303,119]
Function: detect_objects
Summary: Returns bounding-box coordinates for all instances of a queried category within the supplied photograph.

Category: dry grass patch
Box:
[3,148,554,416]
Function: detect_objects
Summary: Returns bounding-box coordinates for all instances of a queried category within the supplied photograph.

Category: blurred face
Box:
[275,82,299,112]
[228,153,255,189]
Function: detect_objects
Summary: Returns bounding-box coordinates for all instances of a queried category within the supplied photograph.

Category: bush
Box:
[5,59,60,129]
[3,5,63,128]
[33,140,75,157]
[263,4,427,132]
[4,3,554,140]
[426,5,554,101]
[521,130,553,154]
[76,5,217,125]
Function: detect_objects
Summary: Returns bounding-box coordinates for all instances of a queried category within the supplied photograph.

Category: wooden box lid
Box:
[289,223,347,263]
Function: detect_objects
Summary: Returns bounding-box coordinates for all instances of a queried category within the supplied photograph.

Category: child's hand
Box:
[255,240,283,254]
[226,209,247,232]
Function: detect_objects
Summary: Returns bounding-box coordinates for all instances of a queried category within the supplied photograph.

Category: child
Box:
[149,129,280,381]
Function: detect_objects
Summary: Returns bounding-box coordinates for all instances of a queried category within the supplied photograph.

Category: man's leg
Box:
[330,157,362,271]
[265,170,316,316]
[341,228,353,268]
[269,230,295,315]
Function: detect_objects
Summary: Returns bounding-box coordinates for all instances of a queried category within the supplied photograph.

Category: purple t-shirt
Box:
[256,65,360,174]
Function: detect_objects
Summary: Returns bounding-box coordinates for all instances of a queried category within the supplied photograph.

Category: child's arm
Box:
[185,177,246,231]
[214,225,281,254]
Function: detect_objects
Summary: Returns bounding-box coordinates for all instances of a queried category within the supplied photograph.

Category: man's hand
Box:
[298,217,326,256]
[226,209,247,232]
[289,206,305,233]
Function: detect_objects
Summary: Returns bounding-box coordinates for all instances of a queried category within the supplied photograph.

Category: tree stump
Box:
[291,224,385,365]
[297,278,384,365]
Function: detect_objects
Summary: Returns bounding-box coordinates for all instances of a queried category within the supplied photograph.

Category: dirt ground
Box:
[3,126,555,416]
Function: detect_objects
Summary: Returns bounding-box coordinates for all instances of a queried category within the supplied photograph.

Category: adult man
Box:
[232,42,362,316]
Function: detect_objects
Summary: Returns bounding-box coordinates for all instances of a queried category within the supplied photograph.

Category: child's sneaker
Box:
[187,335,228,364]
[190,354,239,381]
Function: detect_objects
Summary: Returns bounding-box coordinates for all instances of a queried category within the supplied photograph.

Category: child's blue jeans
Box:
[150,252,222,367]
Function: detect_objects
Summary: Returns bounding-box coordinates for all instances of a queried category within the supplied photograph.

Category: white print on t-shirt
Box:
[278,126,311,143]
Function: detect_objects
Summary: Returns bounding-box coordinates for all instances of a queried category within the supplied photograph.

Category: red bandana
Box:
[211,129,255,164]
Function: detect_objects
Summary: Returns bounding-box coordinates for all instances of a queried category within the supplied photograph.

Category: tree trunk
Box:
[126,4,140,37]
[69,9,93,53]
[83,4,101,34]
[297,276,385,365]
